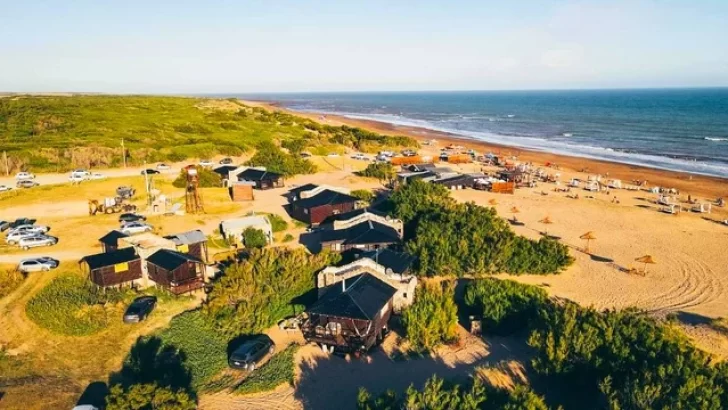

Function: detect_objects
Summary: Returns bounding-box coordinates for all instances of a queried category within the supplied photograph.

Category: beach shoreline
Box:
[242,99,728,200]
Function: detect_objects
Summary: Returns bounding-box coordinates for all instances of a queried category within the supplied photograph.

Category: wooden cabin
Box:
[319,220,402,253]
[289,189,360,225]
[236,168,284,190]
[432,174,474,190]
[229,181,255,202]
[302,273,397,353]
[146,249,205,295]
[81,247,143,288]
[164,230,208,262]
[98,230,129,253]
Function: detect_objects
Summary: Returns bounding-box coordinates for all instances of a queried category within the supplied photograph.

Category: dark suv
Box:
[123,296,157,323]
[228,335,276,371]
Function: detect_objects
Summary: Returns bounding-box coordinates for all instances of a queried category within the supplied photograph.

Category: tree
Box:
[172,166,221,188]
[351,189,375,204]
[401,282,459,352]
[242,227,267,249]
[463,278,547,335]
[106,383,196,410]
[245,141,316,176]
[358,162,397,185]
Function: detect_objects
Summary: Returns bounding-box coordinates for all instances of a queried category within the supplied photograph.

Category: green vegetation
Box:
[106,382,196,410]
[155,311,229,390]
[25,274,131,336]
[402,282,459,352]
[358,162,396,183]
[282,233,295,243]
[242,227,268,249]
[204,248,340,337]
[0,95,415,173]
[172,166,222,188]
[357,375,549,410]
[464,279,547,335]
[266,213,289,232]
[388,180,573,276]
[235,344,299,395]
[0,269,24,298]
[245,141,316,176]
[351,189,375,204]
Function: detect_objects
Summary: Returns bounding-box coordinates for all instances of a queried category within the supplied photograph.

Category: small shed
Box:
[98,230,129,253]
[164,230,208,262]
[147,249,205,295]
[289,189,360,225]
[237,168,284,190]
[319,220,402,253]
[220,215,274,246]
[229,181,255,202]
[81,247,143,288]
[213,165,239,186]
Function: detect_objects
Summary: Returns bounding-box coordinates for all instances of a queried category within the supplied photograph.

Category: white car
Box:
[8,224,49,236]
[15,172,35,180]
[120,221,153,234]
[199,159,214,168]
[69,174,85,183]
[5,230,37,245]
[351,153,369,161]
[18,257,59,273]
[156,163,171,171]
[17,235,58,250]
[90,172,106,180]
[0,185,12,192]
[70,169,91,180]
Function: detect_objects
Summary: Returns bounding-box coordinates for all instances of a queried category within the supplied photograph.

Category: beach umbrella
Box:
[489,198,498,206]
[539,216,553,236]
[579,231,596,253]
[510,206,520,222]
[635,254,656,274]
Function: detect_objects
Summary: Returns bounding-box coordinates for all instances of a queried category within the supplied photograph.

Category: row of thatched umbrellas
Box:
[490,200,657,273]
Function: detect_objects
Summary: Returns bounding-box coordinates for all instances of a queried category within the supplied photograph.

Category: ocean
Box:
[234,89,728,178]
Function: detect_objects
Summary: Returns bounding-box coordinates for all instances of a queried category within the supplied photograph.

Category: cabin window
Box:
[332,209,340,215]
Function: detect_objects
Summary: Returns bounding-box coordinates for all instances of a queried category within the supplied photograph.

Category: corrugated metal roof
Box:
[164,230,206,246]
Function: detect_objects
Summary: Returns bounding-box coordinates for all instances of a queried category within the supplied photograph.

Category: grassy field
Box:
[0,95,415,173]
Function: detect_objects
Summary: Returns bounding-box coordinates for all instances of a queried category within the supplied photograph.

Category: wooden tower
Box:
[185,166,204,214]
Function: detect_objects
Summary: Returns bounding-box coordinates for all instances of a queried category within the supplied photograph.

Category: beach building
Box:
[229,181,256,202]
[219,215,274,246]
[320,208,403,235]
[81,247,143,289]
[213,165,239,187]
[432,174,474,190]
[98,230,129,253]
[236,167,284,190]
[164,229,209,262]
[302,273,397,354]
[288,187,360,225]
[146,249,206,295]
[318,219,402,253]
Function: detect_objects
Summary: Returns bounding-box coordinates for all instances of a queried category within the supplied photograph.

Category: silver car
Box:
[8,224,49,236]
[17,235,58,250]
[18,257,59,273]
[6,230,38,245]
[120,221,153,235]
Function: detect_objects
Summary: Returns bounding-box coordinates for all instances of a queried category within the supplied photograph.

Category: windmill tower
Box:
[185,166,204,214]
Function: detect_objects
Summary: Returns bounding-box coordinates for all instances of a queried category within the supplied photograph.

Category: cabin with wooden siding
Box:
[302,273,397,353]
[236,168,284,190]
[289,189,360,225]
[98,230,129,253]
[164,230,208,262]
[146,249,205,295]
[81,247,143,288]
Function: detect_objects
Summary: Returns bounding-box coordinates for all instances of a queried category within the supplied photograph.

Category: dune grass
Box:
[234,344,299,395]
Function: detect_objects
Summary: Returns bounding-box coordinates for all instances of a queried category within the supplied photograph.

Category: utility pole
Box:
[121,138,127,168]
[2,151,8,176]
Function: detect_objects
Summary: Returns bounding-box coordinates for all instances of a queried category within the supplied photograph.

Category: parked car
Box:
[120,221,153,234]
[2,218,36,231]
[228,335,276,371]
[199,159,214,168]
[300,152,312,158]
[219,157,234,165]
[401,149,417,157]
[119,213,146,223]
[116,186,136,199]
[8,224,50,236]
[123,296,157,323]
[156,163,171,171]
[327,153,340,157]
[351,153,369,160]
[70,169,91,180]
[141,168,160,175]
[5,230,37,245]
[68,174,85,183]
[16,179,39,188]
[90,172,106,180]
[0,221,9,231]
[17,235,58,250]
[0,185,12,192]
[15,172,35,180]
[18,257,59,273]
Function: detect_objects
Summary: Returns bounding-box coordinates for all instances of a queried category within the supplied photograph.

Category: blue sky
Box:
[1,0,727,93]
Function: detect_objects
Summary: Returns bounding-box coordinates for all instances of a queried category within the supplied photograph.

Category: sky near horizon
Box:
[2,0,728,93]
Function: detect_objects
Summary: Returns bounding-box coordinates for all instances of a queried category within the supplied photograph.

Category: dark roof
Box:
[213,165,238,177]
[320,220,401,246]
[164,230,206,246]
[288,183,319,198]
[98,230,129,246]
[406,163,437,172]
[432,174,474,187]
[406,171,437,181]
[293,189,359,210]
[360,249,416,274]
[237,168,283,182]
[308,273,397,320]
[82,247,138,270]
[147,249,204,271]
[320,207,388,225]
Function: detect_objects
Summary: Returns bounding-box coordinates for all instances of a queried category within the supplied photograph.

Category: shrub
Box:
[266,213,289,233]
[172,166,221,188]
[401,281,459,352]
[235,344,299,395]
[204,248,340,337]
[358,162,396,183]
[245,141,316,176]
[351,189,375,204]
[243,227,268,249]
[106,383,196,410]
[26,274,131,336]
[282,233,295,243]
[0,269,24,299]
[464,278,547,335]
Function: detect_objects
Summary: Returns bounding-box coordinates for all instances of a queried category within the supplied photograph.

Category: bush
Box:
[245,141,316,176]
[358,162,396,183]
[0,269,24,299]
[351,189,375,204]
[266,213,289,233]
[401,282,459,352]
[464,278,547,335]
[282,233,295,243]
[235,344,299,395]
[172,166,222,188]
[26,274,131,336]
[106,383,196,410]
[243,227,268,249]
[204,248,340,337]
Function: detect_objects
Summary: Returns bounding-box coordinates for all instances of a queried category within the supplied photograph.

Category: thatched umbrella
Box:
[539,216,553,236]
[579,231,596,253]
[635,254,656,274]
[510,206,520,222]
[489,198,498,206]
